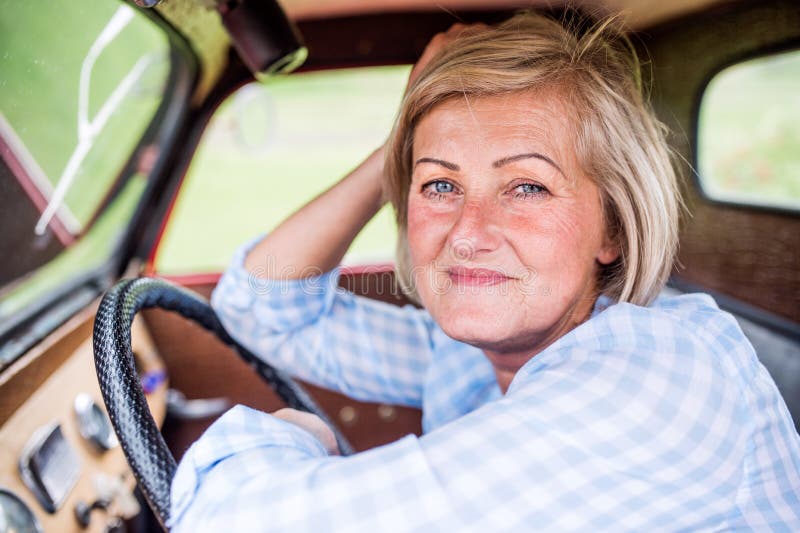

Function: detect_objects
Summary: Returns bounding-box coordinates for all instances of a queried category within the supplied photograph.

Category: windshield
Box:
[155,65,409,275]
[0,0,173,367]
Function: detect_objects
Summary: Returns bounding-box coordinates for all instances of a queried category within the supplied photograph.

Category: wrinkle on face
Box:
[407,89,613,383]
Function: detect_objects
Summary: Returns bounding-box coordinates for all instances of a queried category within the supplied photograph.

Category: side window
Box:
[155,65,410,275]
[0,1,174,363]
[697,49,800,210]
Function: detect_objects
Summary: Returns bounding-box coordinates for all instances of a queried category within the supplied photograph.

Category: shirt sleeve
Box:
[167,296,800,532]
[210,237,435,407]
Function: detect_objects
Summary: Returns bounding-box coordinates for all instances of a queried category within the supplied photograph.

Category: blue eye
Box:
[518,183,544,193]
[433,181,454,193]
[422,180,456,199]
[512,182,548,198]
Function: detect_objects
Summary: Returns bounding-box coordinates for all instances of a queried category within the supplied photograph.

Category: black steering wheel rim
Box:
[93,277,352,529]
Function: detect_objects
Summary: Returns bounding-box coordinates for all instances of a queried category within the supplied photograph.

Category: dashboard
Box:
[0,304,166,532]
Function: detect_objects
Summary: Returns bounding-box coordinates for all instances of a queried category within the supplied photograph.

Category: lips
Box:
[447,266,512,286]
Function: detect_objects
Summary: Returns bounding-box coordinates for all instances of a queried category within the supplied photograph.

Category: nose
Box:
[446,198,502,262]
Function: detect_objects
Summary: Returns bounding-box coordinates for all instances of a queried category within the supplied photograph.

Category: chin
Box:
[439,317,540,354]
[429,298,527,349]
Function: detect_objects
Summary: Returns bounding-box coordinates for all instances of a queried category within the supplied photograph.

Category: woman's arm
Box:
[170,297,776,531]
[243,145,386,280]
[211,256,436,407]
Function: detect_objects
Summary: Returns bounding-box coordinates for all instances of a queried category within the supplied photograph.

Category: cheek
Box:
[540,210,587,245]
[506,205,579,242]
[406,198,453,264]
[508,204,603,270]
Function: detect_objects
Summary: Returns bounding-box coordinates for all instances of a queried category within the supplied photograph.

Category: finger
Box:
[272,408,341,455]
[407,30,460,88]
[407,22,491,89]
[444,22,489,38]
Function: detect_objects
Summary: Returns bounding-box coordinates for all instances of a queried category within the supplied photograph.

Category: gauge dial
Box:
[0,488,43,533]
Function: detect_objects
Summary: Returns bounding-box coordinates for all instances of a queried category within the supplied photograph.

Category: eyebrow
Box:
[413,157,460,171]
[493,152,565,177]
[413,152,565,177]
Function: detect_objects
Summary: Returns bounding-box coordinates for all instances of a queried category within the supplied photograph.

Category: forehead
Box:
[413,89,578,160]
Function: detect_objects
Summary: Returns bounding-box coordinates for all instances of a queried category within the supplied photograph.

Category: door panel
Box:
[643,0,800,325]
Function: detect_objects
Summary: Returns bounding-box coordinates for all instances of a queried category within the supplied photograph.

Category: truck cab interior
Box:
[0,0,798,531]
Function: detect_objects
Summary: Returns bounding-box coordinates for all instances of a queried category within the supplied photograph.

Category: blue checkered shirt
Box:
[169,241,800,531]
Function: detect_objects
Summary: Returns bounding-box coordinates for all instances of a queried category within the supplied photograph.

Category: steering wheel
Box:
[92,277,353,529]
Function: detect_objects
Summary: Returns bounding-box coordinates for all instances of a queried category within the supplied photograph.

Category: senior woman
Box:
[169,12,800,531]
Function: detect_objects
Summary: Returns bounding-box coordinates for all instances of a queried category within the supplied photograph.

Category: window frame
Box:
[691,38,800,217]
[0,7,198,371]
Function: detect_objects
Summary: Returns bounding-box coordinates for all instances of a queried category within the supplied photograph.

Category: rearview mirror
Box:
[218,0,307,80]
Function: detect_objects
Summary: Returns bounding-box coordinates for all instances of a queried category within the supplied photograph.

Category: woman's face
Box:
[407,90,619,365]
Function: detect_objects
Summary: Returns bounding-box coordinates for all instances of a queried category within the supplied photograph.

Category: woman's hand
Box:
[407,22,489,90]
[272,408,341,456]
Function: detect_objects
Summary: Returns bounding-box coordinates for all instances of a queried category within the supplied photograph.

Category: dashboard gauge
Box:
[0,488,43,533]
[18,423,80,513]
[74,394,118,451]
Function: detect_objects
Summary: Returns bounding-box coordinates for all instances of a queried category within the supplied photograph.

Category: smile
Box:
[447,266,512,286]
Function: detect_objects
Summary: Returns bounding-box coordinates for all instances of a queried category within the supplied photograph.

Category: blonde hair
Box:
[385,11,681,306]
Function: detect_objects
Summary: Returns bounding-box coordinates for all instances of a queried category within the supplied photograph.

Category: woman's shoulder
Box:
[514,289,760,424]
[649,290,754,355]
[579,289,765,397]
[595,289,751,352]
[543,289,760,388]
[598,287,726,321]
[649,288,725,319]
